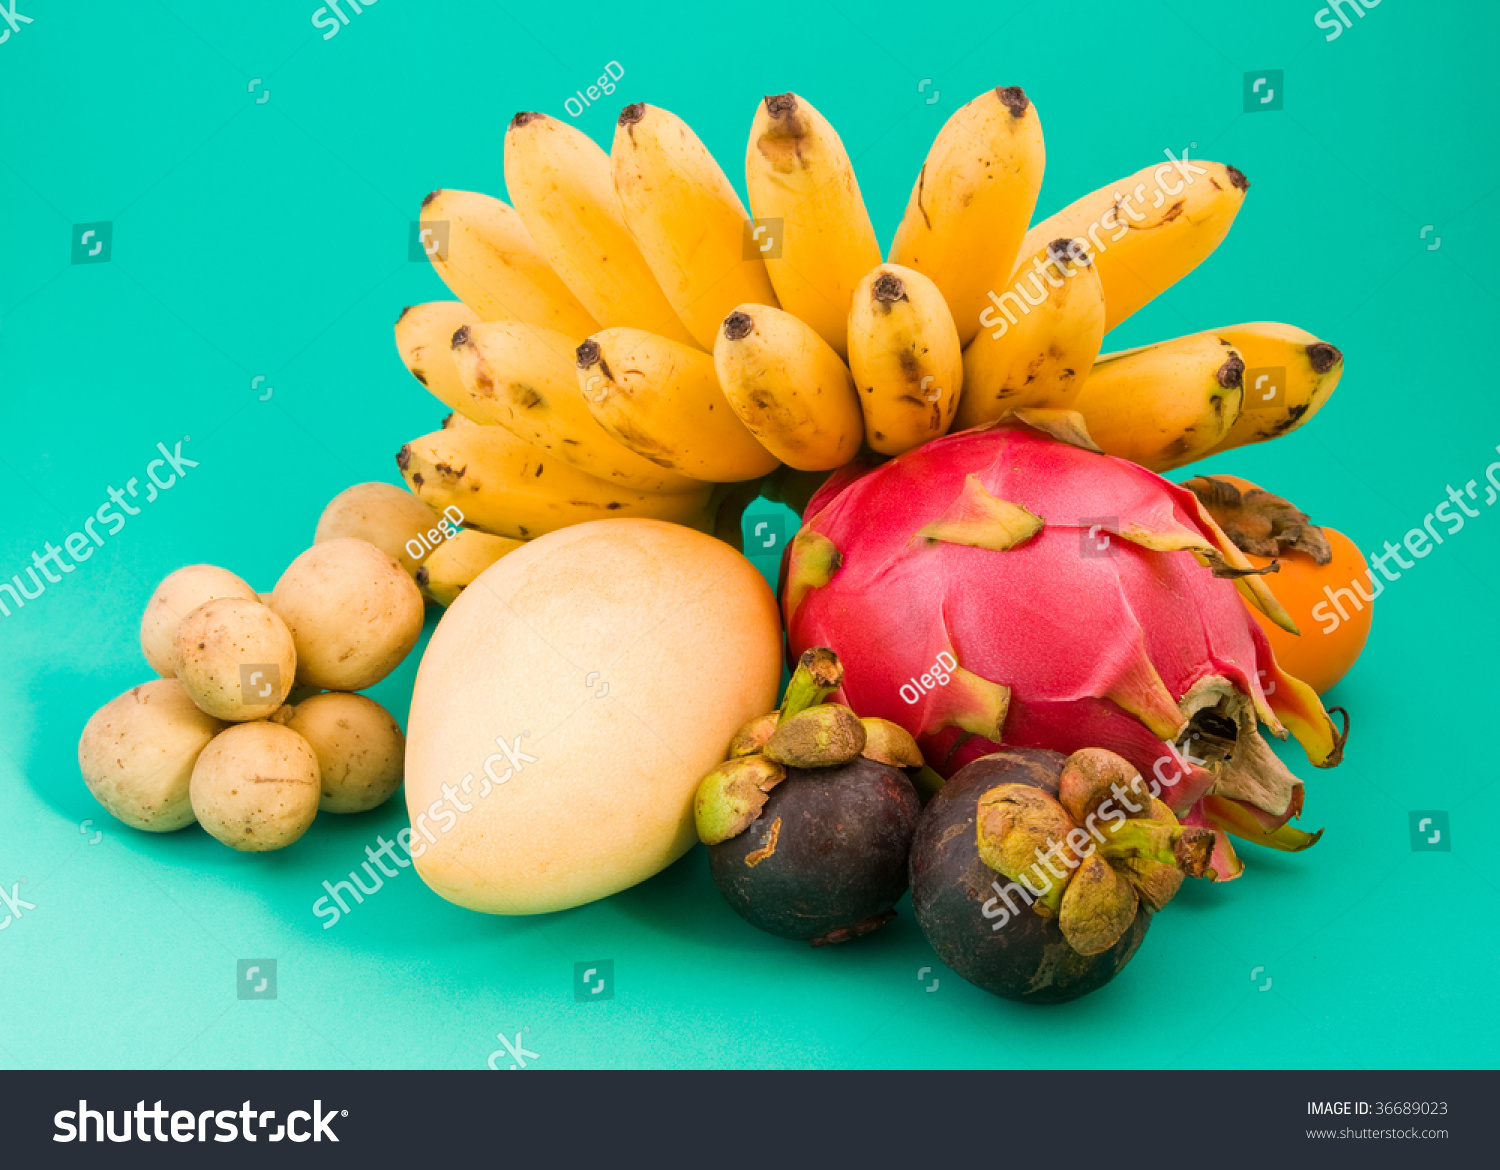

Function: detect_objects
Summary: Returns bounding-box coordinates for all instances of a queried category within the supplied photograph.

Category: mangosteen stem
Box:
[1097,818,1211,876]
[777,648,844,724]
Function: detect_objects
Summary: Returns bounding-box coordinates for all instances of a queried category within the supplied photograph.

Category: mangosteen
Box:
[695,648,922,946]
[909,747,1213,1004]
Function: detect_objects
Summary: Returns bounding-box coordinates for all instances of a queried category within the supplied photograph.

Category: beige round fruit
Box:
[314,482,444,577]
[405,518,783,915]
[189,722,321,851]
[79,679,226,831]
[174,598,296,721]
[140,564,259,677]
[269,538,425,691]
[285,692,406,813]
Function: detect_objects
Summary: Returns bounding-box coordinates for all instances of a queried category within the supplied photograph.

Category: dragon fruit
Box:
[781,414,1347,880]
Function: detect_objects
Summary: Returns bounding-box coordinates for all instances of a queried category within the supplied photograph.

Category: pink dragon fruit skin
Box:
[782,418,1346,880]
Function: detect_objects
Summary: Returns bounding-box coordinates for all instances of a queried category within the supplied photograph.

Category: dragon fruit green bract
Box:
[781,417,1347,880]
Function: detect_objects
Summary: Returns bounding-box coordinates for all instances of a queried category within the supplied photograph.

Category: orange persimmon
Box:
[1186,475,1372,695]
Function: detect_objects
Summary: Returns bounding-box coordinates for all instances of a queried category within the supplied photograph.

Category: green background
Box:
[3,0,1497,1069]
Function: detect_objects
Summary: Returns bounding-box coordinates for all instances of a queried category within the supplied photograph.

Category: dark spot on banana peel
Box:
[534,465,543,477]
[451,325,471,349]
[872,272,907,304]
[510,111,544,129]
[411,472,424,487]
[421,190,441,208]
[745,817,781,867]
[515,385,543,410]
[1158,201,1184,225]
[433,461,465,480]
[575,339,601,369]
[618,103,646,126]
[1306,342,1342,374]
[1267,402,1310,437]
[1047,238,1090,268]
[898,351,920,381]
[723,311,755,341]
[606,502,622,510]
[396,445,412,472]
[996,85,1029,116]
[412,369,428,386]
[1216,355,1245,389]
[396,305,414,323]
[915,163,932,230]
[1227,165,1249,191]
[414,567,429,588]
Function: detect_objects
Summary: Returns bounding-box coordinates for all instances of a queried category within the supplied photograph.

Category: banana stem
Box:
[777,648,843,725]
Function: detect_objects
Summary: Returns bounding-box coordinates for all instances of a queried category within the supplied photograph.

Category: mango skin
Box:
[404,519,783,914]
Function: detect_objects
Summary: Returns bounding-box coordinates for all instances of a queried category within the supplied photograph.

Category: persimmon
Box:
[1184,475,1372,695]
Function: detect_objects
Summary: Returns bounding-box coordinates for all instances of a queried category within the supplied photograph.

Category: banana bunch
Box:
[390,84,1345,586]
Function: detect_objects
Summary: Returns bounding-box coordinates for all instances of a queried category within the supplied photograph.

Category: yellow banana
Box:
[1070,332,1246,471]
[846,264,962,455]
[955,238,1106,428]
[889,86,1045,346]
[395,301,481,416]
[744,93,882,359]
[713,303,864,471]
[418,188,598,339]
[612,103,780,351]
[1202,323,1344,454]
[575,328,780,483]
[504,112,696,346]
[417,529,525,607]
[448,321,705,494]
[1016,158,1249,333]
[397,425,712,541]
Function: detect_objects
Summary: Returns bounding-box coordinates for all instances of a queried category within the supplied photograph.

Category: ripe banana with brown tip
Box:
[397,425,712,541]
[713,303,864,471]
[395,301,481,417]
[1201,323,1344,454]
[575,328,780,483]
[1069,332,1246,471]
[418,188,598,339]
[448,321,705,494]
[612,103,780,351]
[744,92,882,359]
[955,238,1106,428]
[504,112,697,346]
[417,529,525,607]
[889,86,1045,346]
[1016,157,1249,332]
[846,264,961,455]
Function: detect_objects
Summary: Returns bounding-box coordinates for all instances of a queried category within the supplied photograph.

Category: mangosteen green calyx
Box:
[694,647,923,946]
[909,747,1214,1004]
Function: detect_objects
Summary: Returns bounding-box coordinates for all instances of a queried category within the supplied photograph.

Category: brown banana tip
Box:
[1226,164,1249,191]
[1307,342,1342,374]
[441,412,454,427]
[575,339,601,369]
[420,190,442,208]
[510,110,544,129]
[765,92,798,118]
[414,567,429,588]
[1218,354,1246,389]
[723,311,755,340]
[450,325,471,349]
[618,102,646,126]
[396,444,412,472]
[871,272,907,303]
[996,85,1029,116]
[396,305,413,323]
